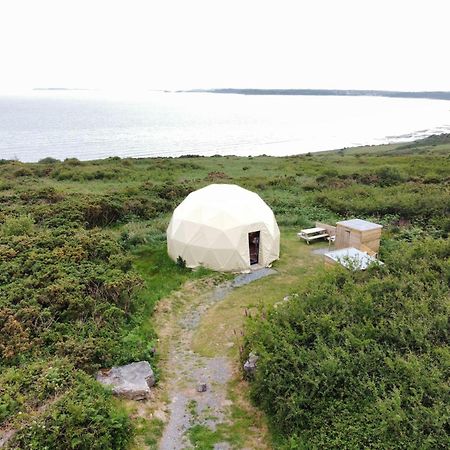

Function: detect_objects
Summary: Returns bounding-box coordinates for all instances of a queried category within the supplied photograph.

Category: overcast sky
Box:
[1,0,450,92]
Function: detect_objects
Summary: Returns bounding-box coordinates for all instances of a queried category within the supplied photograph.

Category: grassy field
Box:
[192,230,326,358]
[0,135,449,448]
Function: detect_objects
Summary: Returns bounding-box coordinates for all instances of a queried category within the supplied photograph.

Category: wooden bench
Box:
[297,227,330,244]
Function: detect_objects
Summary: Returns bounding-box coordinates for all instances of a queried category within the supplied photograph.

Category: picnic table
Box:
[297,227,329,244]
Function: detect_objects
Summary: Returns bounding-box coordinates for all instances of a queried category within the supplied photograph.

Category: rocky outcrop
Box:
[96,361,155,400]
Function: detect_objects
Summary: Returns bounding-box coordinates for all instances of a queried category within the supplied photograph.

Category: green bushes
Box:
[119,221,168,249]
[0,190,170,230]
[38,157,60,164]
[153,180,195,202]
[244,239,450,449]
[51,168,120,181]
[374,166,403,186]
[63,157,82,166]
[2,359,132,450]
[0,215,171,447]
[0,225,144,371]
[1,359,133,450]
[314,183,450,222]
[0,138,448,448]
[0,200,209,448]
[1,359,78,424]
[0,214,35,236]
[12,166,33,177]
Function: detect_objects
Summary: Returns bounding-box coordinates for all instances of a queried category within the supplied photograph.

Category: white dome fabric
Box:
[167,184,280,272]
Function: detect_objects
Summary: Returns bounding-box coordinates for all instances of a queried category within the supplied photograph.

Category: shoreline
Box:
[5,132,450,164]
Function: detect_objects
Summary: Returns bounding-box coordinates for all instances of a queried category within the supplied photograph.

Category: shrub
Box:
[244,239,450,449]
[176,255,187,268]
[0,181,13,191]
[83,196,125,227]
[38,157,60,164]
[63,157,82,166]
[314,184,450,222]
[0,226,143,370]
[12,166,33,177]
[0,214,34,236]
[119,222,151,249]
[8,367,132,450]
[375,166,403,186]
[154,181,194,202]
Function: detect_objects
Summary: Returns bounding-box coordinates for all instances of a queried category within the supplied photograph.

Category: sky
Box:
[1,0,450,92]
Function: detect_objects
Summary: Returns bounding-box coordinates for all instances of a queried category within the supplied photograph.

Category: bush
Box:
[154,181,194,202]
[314,184,450,222]
[375,166,403,186]
[12,166,33,177]
[8,366,132,450]
[119,222,150,248]
[0,214,34,236]
[176,255,187,268]
[0,226,143,370]
[244,239,450,449]
[64,157,82,166]
[38,157,60,164]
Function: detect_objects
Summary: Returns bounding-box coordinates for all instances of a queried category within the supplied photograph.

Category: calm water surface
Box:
[1,91,449,162]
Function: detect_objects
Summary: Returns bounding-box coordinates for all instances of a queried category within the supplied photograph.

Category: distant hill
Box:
[396,133,450,148]
[183,88,450,101]
[322,133,450,157]
[33,88,90,91]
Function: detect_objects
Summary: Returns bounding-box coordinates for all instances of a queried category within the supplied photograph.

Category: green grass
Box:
[142,418,165,449]
[187,399,199,418]
[188,424,225,449]
[128,413,165,450]
[187,403,263,449]
[192,230,327,358]
[133,244,212,304]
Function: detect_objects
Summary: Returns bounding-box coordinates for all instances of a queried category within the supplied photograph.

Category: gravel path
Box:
[159,268,276,450]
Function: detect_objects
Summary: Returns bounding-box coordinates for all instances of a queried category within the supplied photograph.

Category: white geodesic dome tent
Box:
[167,184,280,272]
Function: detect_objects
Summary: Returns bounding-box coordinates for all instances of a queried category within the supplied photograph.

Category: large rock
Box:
[96,361,155,400]
[243,352,259,378]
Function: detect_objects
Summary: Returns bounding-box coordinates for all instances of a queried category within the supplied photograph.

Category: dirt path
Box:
[154,269,275,450]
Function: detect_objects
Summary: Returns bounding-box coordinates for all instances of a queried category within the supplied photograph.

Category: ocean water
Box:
[1,91,449,162]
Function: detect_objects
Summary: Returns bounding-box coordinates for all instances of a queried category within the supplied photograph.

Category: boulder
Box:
[196,382,208,392]
[243,352,259,377]
[96,361,155,400]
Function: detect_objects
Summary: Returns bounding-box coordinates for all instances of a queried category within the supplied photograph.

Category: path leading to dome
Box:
[130,232,326,449]
[153,269,275,450]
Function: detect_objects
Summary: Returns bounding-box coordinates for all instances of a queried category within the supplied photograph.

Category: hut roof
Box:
[336,219,382,231]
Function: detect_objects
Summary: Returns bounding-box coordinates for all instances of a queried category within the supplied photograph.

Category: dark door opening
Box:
[248,231,260,265]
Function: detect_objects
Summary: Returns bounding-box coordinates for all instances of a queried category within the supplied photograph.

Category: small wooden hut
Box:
[335,219,382,255]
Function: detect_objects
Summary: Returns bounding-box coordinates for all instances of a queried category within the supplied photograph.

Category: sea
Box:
[1,90,450,162]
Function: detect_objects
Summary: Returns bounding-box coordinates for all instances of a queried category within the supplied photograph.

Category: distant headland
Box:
[180,88,450,101]
[33,88,91,91]
[31,87,450,101]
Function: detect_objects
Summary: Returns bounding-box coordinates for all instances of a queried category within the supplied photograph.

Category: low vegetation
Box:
[0,135,449,448]
[244,238,449,449]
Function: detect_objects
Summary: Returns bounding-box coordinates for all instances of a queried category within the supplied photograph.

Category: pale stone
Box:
[243,352,259,377]
[96,361,155,400]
